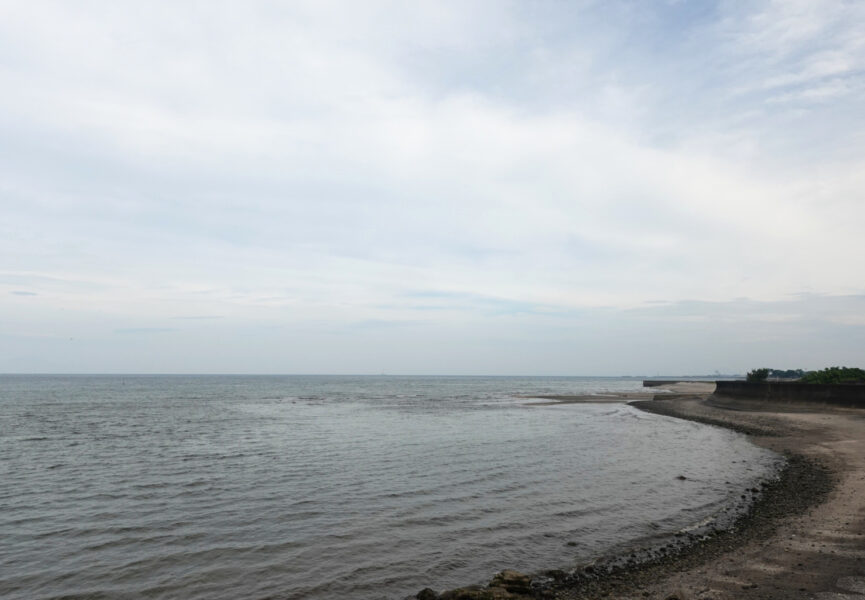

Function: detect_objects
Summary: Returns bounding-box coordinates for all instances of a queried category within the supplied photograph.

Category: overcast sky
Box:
[2,1,864,375]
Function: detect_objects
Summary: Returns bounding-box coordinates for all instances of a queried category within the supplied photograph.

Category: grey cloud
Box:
[0,3,864,374]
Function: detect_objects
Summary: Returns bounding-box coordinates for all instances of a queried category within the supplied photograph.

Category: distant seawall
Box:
[642,380,715,387]
[714,381,865,408]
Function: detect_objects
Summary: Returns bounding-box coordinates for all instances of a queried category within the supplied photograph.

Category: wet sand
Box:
[522,382,717,405]
[616,393,865,600]
[428,386,865,599]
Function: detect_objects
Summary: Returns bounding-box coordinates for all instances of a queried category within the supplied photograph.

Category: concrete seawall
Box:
[642,380,715,387]
[714,381,865,408]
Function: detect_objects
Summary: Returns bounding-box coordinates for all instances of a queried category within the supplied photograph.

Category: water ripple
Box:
[0,375,780,600]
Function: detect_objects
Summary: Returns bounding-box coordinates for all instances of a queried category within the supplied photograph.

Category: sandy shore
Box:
[426,387,865,600]
[615,393,865,600]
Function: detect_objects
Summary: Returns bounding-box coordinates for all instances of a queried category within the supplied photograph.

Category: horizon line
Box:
[0,372,741,378]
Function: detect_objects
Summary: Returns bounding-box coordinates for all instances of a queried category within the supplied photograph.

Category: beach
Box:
[624,392,865,600]
[433,385,865,599]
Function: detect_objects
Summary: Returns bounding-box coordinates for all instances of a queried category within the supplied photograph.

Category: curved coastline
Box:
[421,389,859,600]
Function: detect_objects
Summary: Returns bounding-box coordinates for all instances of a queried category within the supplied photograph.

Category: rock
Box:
[417,588,439,600]
[489,570,532,595]
[439,585,484,599]
[439,585,517,600]
[543,569,566,582]
[438,571,534,600]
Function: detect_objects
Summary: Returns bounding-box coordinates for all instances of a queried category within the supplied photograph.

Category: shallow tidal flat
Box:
[0,376,778,599]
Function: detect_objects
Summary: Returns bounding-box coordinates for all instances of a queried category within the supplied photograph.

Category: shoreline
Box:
[555,396,833,599]
[423,390,864,599]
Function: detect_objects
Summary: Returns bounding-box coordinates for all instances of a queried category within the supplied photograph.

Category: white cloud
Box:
[1,1,864,372]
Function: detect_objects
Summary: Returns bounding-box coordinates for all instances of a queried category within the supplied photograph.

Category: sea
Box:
[0,375,780,600]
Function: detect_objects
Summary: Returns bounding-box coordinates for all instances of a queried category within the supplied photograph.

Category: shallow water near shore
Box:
[0,375,780,599]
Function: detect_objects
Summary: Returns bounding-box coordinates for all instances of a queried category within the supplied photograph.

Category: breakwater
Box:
[714,381,865,408]
[642,380,715,387]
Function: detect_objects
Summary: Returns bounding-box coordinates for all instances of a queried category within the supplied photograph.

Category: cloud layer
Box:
[2,1,864,373]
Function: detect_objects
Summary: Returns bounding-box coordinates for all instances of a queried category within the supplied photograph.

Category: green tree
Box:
[746,368,770,382]
[799,367,865,384]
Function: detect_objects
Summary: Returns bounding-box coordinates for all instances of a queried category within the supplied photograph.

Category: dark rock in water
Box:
[417,587,439,600]
[438,570,534,599]
[676,474,687,480]
[439,584,482,599]
[439,584,516,599]
[489,570,532,595]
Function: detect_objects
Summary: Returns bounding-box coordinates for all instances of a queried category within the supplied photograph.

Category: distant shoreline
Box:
[521,381,717,405]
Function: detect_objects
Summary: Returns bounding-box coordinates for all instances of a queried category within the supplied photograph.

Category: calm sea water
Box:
[0,375,779,599]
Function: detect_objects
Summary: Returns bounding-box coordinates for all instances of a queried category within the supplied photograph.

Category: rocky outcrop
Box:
[488,570,533,595]
[417,570,535,600]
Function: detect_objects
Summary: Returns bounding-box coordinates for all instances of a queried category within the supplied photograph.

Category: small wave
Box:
[2,375,780,600]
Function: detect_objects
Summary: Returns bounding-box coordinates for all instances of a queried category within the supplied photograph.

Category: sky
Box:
[1,0,864,375]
